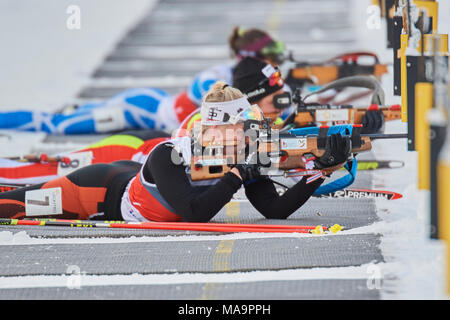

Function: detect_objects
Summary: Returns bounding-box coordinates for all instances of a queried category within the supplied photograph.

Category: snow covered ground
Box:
[351,0,450,299]
[0,0,449,300]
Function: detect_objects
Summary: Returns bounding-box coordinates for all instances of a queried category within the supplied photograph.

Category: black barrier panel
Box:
[393,16,403,96]
[406,56,419,151]
[430,125,447,239]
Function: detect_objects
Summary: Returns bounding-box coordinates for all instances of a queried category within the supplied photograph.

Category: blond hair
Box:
[200,82,245,139]
[203,81,243,103]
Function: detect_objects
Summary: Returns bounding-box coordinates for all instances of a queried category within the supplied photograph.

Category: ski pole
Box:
[1,218,341,234]
[26,218,330,231]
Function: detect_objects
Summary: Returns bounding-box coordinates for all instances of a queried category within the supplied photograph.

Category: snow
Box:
[346,120,448,299]
[0,264,378,289]
[0,229,321,246]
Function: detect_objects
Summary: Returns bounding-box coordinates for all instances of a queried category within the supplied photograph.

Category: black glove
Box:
[233,163,261,182]
[232,149,263,182]
[361,109,385,134]
[314,133,352,169]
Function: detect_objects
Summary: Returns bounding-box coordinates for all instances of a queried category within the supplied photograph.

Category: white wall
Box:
[0,0,155,110]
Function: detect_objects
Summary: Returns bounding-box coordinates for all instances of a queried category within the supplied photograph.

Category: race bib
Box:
[57,151,93,176]
[25,187,63,216]
[93,107,126,133]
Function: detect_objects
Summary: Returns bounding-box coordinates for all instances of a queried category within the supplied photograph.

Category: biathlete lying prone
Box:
[0,82,352,222]
[0,56,292,185]
[0,57,378,187]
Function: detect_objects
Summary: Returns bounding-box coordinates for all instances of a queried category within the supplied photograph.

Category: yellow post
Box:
[438,131,450,294]
[416,82,434,190]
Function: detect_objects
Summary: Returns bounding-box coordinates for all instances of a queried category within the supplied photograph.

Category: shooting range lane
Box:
[0,0,384,299]
[0,280,379,300]
[78,0,356,100]
[0,235,382,276]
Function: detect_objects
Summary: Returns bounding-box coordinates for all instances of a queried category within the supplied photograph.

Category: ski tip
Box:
[310,224,343,235]
[315,189,404,200]
[328,224,343,233]
[390,192,403,200]
[388,161,405,169]
[354,189,403,200]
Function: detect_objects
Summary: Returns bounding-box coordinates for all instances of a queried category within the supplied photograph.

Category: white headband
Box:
[200,97,251,126]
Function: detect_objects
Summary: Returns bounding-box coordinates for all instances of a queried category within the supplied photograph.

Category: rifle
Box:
[284,52,389,87]
[280,93,402,129]
[189,121,407,181]
[5,153,71,165]
[0,183,26,193]
[280,76,402,129]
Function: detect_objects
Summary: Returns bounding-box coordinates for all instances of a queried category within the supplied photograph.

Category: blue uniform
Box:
[0,64,233,135]
[0,88,180,134]
[0,64,292,134]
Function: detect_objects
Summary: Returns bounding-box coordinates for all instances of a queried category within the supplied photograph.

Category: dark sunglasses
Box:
[273,92,292,110]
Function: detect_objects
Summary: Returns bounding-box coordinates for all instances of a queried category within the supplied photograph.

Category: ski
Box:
[314,188,403,200]
[0,218,343,234]
[339,160,405,171]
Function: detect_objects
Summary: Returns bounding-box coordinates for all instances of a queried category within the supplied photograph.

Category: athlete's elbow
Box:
[259,210,286,219]
[180,210,212,223]
[267,214,289,220]
[183,217,210,223]
[182,216,211,223]
[260,207,296,220]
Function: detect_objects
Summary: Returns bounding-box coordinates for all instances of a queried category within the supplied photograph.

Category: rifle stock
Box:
[287,62,388,85]
[190,132,375,181]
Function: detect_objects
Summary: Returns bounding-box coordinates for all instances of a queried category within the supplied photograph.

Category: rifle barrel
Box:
[297,133,408,139]
[364,133,408,140]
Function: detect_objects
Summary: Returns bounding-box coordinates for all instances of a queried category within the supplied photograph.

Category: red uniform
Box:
[0,131,169,185]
